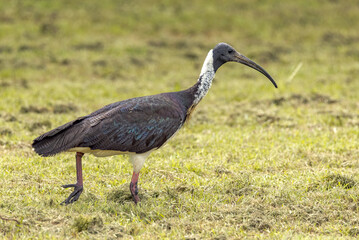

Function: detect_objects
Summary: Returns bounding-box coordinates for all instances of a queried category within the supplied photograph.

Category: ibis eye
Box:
[228,49,234,54]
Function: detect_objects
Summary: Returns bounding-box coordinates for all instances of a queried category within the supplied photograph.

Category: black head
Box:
[212,42,277,88]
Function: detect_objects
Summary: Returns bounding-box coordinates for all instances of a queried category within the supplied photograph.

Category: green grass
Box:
[1,0,359,239]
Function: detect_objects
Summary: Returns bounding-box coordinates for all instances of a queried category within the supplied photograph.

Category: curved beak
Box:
[233,52,277,88]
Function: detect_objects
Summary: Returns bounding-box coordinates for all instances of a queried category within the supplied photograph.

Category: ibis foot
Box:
[130,172,140,204]
[130,181,140,204]
[61,184,83,205]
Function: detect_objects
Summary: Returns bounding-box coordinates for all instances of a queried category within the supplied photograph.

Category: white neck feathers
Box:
[194,49,215,105]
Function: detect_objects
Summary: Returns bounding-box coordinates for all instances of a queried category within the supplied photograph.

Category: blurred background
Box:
[1,0,358,135]
[0,0,358,238]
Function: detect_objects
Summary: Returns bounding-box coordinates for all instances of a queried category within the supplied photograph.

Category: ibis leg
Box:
[130,172,140,204]
[61,152,84,205]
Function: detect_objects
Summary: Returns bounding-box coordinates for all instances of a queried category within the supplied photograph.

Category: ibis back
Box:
[32,84,198,157]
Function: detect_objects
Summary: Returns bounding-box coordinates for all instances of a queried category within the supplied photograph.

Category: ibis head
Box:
[212,42,277,88]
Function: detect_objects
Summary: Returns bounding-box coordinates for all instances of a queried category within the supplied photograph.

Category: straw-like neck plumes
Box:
[193,49,215,105]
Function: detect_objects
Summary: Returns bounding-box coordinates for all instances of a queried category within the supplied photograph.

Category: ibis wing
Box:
[79,95,184,153]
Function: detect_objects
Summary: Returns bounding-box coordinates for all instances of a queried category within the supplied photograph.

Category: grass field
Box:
[1,0,359,239]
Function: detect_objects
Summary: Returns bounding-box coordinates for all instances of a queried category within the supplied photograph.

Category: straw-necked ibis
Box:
[32,43,277,205]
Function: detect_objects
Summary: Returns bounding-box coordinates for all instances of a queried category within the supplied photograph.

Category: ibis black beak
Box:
[233,52,277,88]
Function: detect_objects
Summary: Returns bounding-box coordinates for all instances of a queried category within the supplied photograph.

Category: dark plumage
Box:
[33,84,198,156]
[32,43,277,205]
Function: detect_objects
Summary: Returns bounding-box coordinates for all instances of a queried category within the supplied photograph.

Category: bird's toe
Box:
[60,184,83,205]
